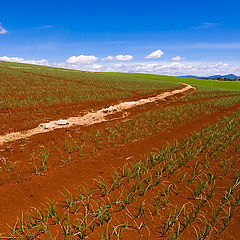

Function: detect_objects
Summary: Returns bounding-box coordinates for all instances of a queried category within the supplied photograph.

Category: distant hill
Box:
[180,75,203,79]
[206,74,240,79]
[181,74,240,79]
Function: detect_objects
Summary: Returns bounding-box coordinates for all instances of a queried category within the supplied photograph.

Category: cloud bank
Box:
[102,61,238,77]
[172,56,185,61]
[0,56,49,65]
[0,55,239,77]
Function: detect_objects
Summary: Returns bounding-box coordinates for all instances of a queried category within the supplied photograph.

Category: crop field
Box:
[0,61,240,240]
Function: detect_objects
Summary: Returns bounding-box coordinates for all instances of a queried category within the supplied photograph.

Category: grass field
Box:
[0,61,180,110]
[1,61,239,110]
[0,61,239,239]
[107,72,240,91]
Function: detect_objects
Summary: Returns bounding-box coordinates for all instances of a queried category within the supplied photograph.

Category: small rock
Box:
[56,120,69,126]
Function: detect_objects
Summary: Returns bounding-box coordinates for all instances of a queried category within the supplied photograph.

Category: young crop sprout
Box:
[1,158,17,173]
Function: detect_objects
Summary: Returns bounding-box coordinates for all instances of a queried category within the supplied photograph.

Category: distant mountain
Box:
[180,74,240,79]
[206,74,240,79]
[180,75,203,79]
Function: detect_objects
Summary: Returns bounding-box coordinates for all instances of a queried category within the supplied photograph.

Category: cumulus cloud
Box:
[0,23,8,34]
[172,56,185,62]
[101,56,115,61]
[115,55,133,61]
[145,50,164,59]
[66,55,98,64]
[0,56,49,65]
[102,55,133,61]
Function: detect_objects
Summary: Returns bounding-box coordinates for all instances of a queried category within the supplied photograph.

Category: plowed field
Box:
[0,61,240,240]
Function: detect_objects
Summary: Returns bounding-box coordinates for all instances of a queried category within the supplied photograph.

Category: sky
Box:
[0,0,240,76]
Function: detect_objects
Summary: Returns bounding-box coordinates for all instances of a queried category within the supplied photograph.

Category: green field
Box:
[106,72,240,91]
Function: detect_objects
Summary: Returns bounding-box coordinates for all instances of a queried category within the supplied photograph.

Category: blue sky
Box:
[0,0,240,76]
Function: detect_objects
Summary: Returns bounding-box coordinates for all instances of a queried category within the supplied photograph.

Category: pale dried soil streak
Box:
[0,84,195,145]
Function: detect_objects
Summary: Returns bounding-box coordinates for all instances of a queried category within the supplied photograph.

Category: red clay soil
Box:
[31,137,240,239]
[0,90,235,182]
[0,85,238,135]
[0,98,239,235]
[76,137,240,240]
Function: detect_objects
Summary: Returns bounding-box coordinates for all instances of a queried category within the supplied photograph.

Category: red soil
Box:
[0,90,239,239]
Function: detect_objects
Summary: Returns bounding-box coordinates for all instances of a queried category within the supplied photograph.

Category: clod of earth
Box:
[39,119,70,129]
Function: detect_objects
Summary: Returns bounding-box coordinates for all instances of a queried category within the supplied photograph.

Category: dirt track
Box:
[0,84,195,145]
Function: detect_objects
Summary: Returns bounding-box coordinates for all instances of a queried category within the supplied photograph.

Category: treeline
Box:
[207,77,240,81]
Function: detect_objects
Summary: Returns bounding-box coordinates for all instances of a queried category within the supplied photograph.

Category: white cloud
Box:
[145,49,164,59]
[101,56,115,61]
[115,55,133,61]
[102,54,133,61]
[66,55,98,64]
[114,63,124,67]
[92,64,102,70]
[172,56,185,62]
[0,56,49,65]
[0,23,8,34]
[0,56,24,62]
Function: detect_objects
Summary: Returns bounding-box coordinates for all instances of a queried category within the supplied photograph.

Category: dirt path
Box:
[0,84,195,145]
